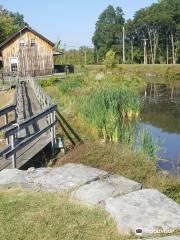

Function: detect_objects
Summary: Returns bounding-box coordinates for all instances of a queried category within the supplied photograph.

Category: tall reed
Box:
[78,86,141,141]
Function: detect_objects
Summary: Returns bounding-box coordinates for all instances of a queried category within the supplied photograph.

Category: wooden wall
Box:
[2,30,54,75]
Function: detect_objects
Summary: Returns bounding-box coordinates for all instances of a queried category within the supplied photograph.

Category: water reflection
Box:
[141,83,180,175]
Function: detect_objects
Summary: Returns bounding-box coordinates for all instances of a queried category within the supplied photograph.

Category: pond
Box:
[139,82,180,176]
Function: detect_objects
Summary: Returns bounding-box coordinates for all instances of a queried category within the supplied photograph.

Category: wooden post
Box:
[4,113,9,145]
[4,113,8,125]
[2,73,4,85]
[10,134,16,168]
[50,110,56,153]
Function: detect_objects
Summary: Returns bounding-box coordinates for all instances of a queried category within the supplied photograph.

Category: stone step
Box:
[105,189,180,237]
[0,163,179,239]
[72,174,142,205]
[145,236,180,240]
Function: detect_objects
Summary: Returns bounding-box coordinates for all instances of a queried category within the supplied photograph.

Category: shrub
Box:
[58,78,82,94]
[38,76,59,87]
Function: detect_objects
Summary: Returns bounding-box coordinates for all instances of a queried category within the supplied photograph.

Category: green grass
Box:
[86,64,180,81]
[0,189,134,240]
[53,142,180,204]
[43,71,180,203]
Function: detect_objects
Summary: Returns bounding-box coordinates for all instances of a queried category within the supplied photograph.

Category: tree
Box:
[92,5,125,62]
[0,6,27,44]
[103,49,117,69]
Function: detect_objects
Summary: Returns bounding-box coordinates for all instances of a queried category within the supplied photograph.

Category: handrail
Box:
[0,104,16,117]
[27,77,53,109]
[4,120,56,158]
[0,75,57,169]
[5,104,57,138]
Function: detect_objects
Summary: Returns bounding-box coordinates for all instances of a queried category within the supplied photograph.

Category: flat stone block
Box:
[72,174,142,205]
[26,163,108,191]
[0,169,27,189]
[145,236,180,240]
[105,189,180,236]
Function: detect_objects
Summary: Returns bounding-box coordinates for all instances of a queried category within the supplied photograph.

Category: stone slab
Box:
[105,189,180,236]
[72,174,142,205]
[145,236,180,240]
[26,163,108,191]
[0,163,108,192]
[0,169,27,189]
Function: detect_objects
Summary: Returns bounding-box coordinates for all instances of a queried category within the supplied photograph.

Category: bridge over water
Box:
[0,76,82,170]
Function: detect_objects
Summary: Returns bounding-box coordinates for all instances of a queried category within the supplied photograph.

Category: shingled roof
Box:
[0,26,55,50]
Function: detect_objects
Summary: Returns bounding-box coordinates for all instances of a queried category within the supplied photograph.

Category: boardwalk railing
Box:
[2,104,57,168]
[0,87,17,133]
[0,69,54,85]
[0,104,17,132]
[27,77,52,110]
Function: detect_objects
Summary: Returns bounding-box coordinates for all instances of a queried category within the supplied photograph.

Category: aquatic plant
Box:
[138,128,160,159]
[78,86,141,141]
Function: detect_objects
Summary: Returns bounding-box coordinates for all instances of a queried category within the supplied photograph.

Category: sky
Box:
[0,0,157,48]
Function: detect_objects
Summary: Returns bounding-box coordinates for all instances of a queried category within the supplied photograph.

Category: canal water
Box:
[139,83,180,175]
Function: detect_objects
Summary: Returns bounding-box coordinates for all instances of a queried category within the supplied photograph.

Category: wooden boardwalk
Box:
[0,82,52,170]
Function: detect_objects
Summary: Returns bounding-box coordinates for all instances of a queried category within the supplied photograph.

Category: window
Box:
[30,39,36,47]
[19,39,25,48]
[11,63,18,72]
[10,57,18,72]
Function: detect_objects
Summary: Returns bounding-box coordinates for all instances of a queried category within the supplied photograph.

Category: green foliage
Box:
[54,47,95,66]
[138,128,161,159]
[0,6,27,44]
[78,86,141,141]
[92,5,125,61]
[103,50,117,69]
[58,78,82,94]
[38,76,60,87]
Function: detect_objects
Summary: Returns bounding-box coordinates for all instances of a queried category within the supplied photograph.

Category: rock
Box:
[145,236,180,240]
[0,164,108,192]
[95,72,105,81]
[72,174,142,205]
[26,163,108,192]
[0,169,27,189]
[105,189,180,236]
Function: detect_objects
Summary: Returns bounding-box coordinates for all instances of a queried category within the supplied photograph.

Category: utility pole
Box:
[166,39,169,64]
[142,39,148,64]
[96,47,99,64]
[131,37,134,63]
[123,26,125,63]
[84,48,87,65]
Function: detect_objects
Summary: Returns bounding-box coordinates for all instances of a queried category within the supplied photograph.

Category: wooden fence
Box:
[0,104,56,168]
[0,76,57,168]
[27,76,52,109]
[0,69,54,85]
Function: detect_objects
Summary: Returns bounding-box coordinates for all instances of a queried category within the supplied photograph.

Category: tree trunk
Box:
[131,39,134,63]
[171,32,176,64]
[148,30,154,64]
[153,30,159,64]
[166,39,169,64]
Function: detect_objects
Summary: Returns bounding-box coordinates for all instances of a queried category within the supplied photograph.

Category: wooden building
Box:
[0,26,55,76]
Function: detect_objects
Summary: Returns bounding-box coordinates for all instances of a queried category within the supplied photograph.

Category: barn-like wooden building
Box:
[0,26,55,76]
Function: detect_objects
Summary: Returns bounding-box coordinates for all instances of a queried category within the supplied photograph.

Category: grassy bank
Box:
[52,142,180,204]
[41,71,180,203]
[0,189,133,240]
[85,64,180,81]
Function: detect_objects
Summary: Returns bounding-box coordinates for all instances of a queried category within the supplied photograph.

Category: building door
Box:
[10,57,18,72]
